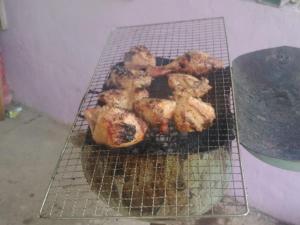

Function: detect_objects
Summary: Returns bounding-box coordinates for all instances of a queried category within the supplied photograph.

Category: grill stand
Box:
[40,17,248,221]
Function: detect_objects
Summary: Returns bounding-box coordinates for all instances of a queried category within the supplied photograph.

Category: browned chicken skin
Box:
[148,51,223,77]
[168,73,212,98]
[98,88,149,110]
[134,98,176,133]
[106,64,152,90]
[85,47,218,147]
[124,45,156,70]
[84,106,148,148]
[174,96,215,132]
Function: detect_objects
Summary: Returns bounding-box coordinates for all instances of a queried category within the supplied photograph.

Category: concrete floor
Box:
[0,106,292,225]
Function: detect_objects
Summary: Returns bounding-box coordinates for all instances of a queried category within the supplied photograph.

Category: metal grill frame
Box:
[40,17,249,220]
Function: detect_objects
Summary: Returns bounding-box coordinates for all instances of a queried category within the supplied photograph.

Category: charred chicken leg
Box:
[148,51,223,77]
[84,106,148,148]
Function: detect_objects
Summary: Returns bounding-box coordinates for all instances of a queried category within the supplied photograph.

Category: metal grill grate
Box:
[40,17,248,220]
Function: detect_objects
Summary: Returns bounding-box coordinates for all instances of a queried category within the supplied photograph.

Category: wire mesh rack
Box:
[40,17,248,220]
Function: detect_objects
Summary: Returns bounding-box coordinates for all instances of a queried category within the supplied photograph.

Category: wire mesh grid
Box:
[40,17,248,220]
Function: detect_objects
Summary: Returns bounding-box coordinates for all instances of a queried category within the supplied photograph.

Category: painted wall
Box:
[1,0,300,224]
[1,0,300,123]
[240,146,300,225]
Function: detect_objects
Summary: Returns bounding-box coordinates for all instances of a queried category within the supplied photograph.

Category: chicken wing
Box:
[134,98,176,133]
[174,96,215,132]
[84,106,148,148]
[168,73,212,98]
[98,88,149,110]
[124,45,156,70]
[148,51,223,77]
[106,64,152,90]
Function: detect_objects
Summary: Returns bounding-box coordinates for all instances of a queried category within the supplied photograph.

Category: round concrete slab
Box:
[232,46,300,164]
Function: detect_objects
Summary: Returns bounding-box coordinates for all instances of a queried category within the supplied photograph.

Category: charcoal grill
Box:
[40,17,248,220]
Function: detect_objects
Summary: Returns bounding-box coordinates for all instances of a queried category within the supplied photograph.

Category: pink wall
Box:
[1,0,300,123]
[240,146,300,224]
[1,0,300,224]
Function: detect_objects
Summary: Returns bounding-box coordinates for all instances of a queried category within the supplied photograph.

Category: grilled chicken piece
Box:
[174,96,215,132]
[148,51,223,77]
[124,45,156,70]
[168,73,212,98]
[106,64,152,90]
[84,106,148,148]
[98,88,149,110]
[134,98,176,133]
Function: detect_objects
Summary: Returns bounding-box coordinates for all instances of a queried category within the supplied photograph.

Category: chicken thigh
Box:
[106,64,152,90]
[168,73,212,98]
[174,96,215,132]
[84,106,148,148]
[134,98,176,133]
[98,88,149,110]
[124,45,156,70]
